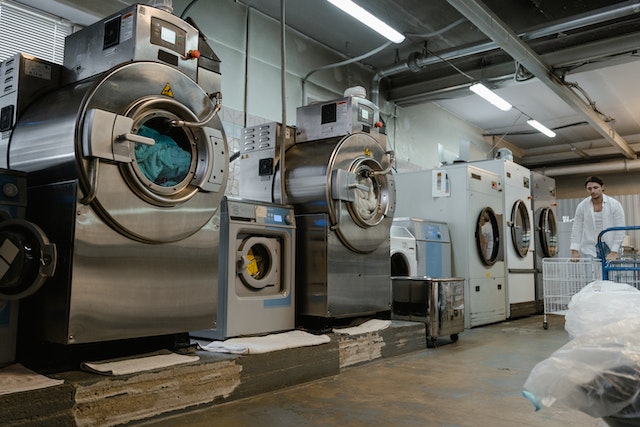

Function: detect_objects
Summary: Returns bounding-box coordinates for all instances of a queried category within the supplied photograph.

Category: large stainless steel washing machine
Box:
[474,159,535,318]
[530,171,558,313]
[5,5,229,349]
[192,197,295,340]
[284,93,396,327]
[0,169,56,365]
[395,165,506,328]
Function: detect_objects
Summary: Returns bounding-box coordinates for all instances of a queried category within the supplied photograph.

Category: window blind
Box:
[0,0,72,64]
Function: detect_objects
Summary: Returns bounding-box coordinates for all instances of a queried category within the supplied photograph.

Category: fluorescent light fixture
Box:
[327,0,405,43]
[527,119,556,138]
[469,83,512,111]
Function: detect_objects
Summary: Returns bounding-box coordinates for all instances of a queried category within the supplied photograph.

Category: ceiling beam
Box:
[446,0,637,160]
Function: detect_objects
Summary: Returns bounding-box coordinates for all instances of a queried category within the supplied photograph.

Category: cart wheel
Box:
[543,322,548,330]
[450,334,459,342]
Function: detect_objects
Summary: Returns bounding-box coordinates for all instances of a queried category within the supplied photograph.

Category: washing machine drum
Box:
[0,219,56,300]
[538,207,558,257]
[237,236,280,290]
[281,132,395,253]
[8,62,228,244]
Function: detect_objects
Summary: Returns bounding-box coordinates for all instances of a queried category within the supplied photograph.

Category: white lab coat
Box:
[570,194,625,258]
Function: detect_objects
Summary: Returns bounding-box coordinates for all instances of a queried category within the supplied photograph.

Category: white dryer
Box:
[530,171,558,313]
[474,159,535,319]
[193,197,295,340]
[390,224,418,277]
[395,165,506,328]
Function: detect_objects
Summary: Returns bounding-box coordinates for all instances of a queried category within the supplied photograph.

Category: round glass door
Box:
[237,236,280,290]
[476,207,500,266]
[0,219,56,300]
[538,207,558,257]
[510,199,532,258]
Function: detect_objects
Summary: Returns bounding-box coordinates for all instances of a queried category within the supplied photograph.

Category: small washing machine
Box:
[392,217,452,278]
[192,197,295,340]
[390,224,418,277]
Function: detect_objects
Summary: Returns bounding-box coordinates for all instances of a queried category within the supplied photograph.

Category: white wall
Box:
[384,102,492,171]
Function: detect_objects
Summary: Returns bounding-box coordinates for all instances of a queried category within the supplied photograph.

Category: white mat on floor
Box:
[81,350,199,376]
[200,330,331,354]
[0,364,64,395]
[332,319,392,335]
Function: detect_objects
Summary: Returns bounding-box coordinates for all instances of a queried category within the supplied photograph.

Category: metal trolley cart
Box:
[541,258,601,329]
[598,226,640,289]
[391,277,465,344]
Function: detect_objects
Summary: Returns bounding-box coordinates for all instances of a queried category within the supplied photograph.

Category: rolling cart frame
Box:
[541,258,601,329]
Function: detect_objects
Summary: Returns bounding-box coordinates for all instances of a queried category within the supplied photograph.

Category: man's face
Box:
[586,181,604,200]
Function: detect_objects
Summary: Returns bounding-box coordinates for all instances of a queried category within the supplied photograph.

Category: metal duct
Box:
[537,159,640,177]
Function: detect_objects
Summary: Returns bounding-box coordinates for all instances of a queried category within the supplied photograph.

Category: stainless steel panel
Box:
[19,181,220,344]
[63,5,199,83]
[239,122,295,203]
[295,213,391,319]
[0,54,62,169]
[295,96,385,147]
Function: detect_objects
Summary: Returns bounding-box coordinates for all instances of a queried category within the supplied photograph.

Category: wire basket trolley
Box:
[541,258,601,329]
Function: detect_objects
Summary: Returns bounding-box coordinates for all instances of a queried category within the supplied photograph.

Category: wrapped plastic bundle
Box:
[523,281,640,426]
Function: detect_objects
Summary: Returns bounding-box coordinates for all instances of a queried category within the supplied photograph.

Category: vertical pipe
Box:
[280,0,287,204]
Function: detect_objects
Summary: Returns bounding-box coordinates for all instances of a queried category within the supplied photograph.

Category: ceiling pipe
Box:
[537,159,640,177]
[370,0,640,105]
[447,0,637,160]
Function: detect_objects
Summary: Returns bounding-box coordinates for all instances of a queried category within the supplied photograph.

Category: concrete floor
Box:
[133,315,607,427]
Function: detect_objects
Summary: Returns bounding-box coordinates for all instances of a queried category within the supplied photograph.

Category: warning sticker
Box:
[161,83,174,97]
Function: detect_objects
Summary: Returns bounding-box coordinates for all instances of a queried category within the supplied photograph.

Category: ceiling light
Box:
[327,0,405,43]
[469,83,512,111]
[527,119,556,138]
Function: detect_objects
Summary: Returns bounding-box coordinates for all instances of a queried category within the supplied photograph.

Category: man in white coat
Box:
[570,176,625,261]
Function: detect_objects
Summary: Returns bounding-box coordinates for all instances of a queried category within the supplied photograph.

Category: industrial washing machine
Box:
[474,159,535,318]
[192,197,295,340]
[0,169,56,365]
[395,165,506,328]
[282,90,396,328]
[5,5,229,352]
[530,171,558,313]
[390,224,418,277]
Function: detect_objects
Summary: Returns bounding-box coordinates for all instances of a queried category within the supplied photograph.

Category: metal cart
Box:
[541,258,602,329]
[391,277,464,344]
[597,226,640,289]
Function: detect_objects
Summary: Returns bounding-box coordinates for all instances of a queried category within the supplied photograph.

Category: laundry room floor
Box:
[132,315,605,427]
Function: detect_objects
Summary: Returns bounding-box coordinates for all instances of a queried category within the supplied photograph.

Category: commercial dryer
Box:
[530,171,558,313]
[395,165,506,328]
[192,197,295,340]
[474,159,535,318]
[6,5,229,351]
